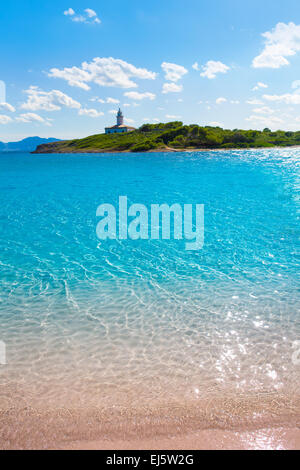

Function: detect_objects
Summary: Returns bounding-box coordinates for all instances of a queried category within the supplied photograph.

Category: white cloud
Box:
[165,114,181,119]
[78,108,104,118]
[209,122,223,127]
[162,83,183,94]
[124,91,155,101]
[253,22,300,68]
[0,114,13,124]
[263,92,300,104]
[252,82,268,91]
[108,109,118,114]
[21,86,81,111]
[64,8,75,16]
[15,112,52,125]
[96,97,120,104]
[64,7,101,24]
[123,103,131,107]
[49,57,157,90]
[200,60,230,79]
[16,113,44,122]
[125,118,135,124]
[246,98,264,105]
[252,106,274,114]
[106,97,120,104]
[216,97,227,104]
[246,115,283,128]
[230,100,240,104]
[161,62,188,82]
[0,102,15,112]
[85,8,97,18]
[192,62,200,71]
[72,15,86,23]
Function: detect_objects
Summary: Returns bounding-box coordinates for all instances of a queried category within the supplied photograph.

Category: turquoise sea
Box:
[0,149,299,446]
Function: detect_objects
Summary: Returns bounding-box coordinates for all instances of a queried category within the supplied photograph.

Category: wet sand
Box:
[64,427,300,450]
[1,394,299,449]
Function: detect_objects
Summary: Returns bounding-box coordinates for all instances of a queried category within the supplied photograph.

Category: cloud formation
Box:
[209,121,223,127]
[106,97,120,104]
[64,7,101,24]
[162,83,183,94]
[200,60,230,79]
[94,97,120,104]
[125,118,135,124]
[216,97,227,104]
[124,91,156,100]
[161,62,188,82]
[64,8,75,16]
[49,58,157,90]
[252,82,268,91]
[246,114,283,128]
[246,98,264,105]
[263,92,300,104]
[252,106,274,114]
[78,108,104,117]
[21,87,81,111]
[0,102,15,112]
[253,22,300,68]
[16,113,52,125]
[165,114,181,119]
[0,114,13,124]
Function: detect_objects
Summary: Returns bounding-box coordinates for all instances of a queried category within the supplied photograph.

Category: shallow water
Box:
[0,149,299,447]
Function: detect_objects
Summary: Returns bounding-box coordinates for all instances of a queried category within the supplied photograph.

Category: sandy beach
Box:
[2,412,300,450]
[1,390,299,449]
[64,427,300,450]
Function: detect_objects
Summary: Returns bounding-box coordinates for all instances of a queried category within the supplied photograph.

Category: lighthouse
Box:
[116,108,124,126]
[105,108,136,134]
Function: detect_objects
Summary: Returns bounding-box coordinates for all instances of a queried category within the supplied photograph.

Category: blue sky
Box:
[1,0,300,141]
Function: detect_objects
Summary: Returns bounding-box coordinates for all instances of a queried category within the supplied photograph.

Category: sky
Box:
[1,0,300,141]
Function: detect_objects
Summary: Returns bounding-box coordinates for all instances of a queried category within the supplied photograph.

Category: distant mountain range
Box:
[0,137,60,152]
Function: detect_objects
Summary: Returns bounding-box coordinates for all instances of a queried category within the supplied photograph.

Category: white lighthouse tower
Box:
[105,107,136,134]
[116,108,124,126]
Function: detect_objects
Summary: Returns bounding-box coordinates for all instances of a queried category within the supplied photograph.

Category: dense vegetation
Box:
[34,121,300,153]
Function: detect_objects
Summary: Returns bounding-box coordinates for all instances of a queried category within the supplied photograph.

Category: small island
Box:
[33,109,300,154]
